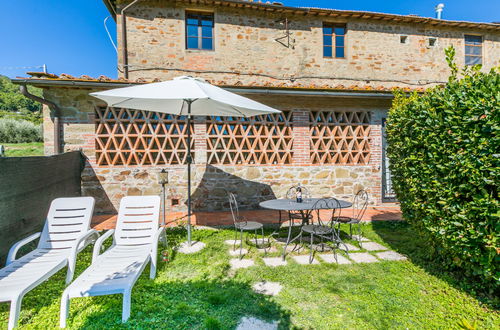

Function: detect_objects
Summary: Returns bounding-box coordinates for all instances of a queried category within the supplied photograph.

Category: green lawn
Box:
[0,222,498,329]
[2,142,44,157]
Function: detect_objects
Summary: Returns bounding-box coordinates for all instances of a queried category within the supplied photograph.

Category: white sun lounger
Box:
[0,197,97,330]
[60,195,164,327]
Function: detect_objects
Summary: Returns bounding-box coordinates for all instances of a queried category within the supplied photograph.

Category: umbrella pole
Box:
[187,100,192,246]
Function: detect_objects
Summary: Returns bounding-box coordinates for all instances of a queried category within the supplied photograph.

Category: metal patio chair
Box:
[228,192,266,259]
[334,190,369,246]
[295,198,346,264]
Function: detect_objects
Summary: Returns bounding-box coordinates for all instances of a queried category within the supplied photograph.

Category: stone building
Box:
[13,0,500,215]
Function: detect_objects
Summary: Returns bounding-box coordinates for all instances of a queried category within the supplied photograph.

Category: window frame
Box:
[464,34,483,66]
[185,11,215,51]
[323,23,347,59]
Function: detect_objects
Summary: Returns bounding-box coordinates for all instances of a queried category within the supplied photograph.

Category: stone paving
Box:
[236,317,278,330]
[228,235,408,270]
[361,242,388,251]
[258,246,278,253]
[292,255,319,265]
[229,248,248,256]
[349,252,379,263]
[224,239,241,246]
[230,258,254,269]
[262,257,288,267]
[342,243,360,251]
[351,235,370,242]
[318,253,351,264]
[252,281,283,296]
[376,251,407,261]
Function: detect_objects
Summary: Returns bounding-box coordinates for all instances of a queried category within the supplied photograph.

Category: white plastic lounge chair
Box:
[60,195,164,327]
[0,197,97,330]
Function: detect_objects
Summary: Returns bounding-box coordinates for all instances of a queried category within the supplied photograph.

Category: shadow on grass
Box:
[75,277,291,329]
[371,221,499,309]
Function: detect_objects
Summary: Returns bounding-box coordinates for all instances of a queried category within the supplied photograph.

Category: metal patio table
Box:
[259,198,352,251]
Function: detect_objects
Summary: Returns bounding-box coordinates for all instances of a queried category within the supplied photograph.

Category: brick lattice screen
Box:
[309,111,371,165]
[95,107,194,166]
[94,108,372,166]
[206,111,293,165]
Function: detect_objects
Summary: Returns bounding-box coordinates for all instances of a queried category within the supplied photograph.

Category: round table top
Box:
[259,198,352,211]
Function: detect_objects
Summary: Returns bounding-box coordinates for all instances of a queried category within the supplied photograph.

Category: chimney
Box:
[435,3,445,19]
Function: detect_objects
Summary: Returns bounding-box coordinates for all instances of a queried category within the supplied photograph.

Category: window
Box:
[186,12,214,50]
[400,35,409,44]
[427,37,437,47]
[323,24,346,58]
[464,35,482,65]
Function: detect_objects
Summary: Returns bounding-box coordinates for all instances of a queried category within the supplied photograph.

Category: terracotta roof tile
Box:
[17,72,432,92]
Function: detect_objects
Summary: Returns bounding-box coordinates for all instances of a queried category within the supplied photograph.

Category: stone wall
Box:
[118,1,500,89]
[41,86,390,213]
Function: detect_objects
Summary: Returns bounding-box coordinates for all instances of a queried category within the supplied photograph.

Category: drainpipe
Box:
[19,84,62,154]
[121,0,141,79]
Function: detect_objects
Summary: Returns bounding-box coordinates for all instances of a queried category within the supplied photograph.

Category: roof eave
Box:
[102,0,117,21]
[10,78,397,98]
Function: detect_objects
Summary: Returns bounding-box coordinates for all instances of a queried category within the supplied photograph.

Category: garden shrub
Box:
[0,118,43,143]
[386,47,499,290]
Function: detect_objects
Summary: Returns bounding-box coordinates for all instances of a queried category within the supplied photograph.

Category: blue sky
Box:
[0,0,498,79]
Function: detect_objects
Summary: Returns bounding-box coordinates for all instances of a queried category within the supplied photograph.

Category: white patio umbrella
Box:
[90,76,281,247]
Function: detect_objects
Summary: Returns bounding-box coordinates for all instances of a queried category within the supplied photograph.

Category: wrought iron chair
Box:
[228,192,266,259]
[270,184,313,246]
[287,198,346,264]
[334,190,369,246]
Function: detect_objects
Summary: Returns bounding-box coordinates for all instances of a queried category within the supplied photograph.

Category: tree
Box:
[0,75,42,112]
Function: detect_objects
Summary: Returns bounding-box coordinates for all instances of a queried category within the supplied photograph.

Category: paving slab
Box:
[177,241,206,254]
[351,235,370,242]
[258,246,278,253]
[349,252,379,263]
[361,242,388,251]
[292,255,320,265]
[229,248,248,256]
[224,239,242,246]
[236,317,278,330]
[263,257,287,267]
[284,244,304,253]
[230,258,254,270]
[252,281,283,296]
[376,251,407,261]
[318,254,351,264]
[341,243,360,251]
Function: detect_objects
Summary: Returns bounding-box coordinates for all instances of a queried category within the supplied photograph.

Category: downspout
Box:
[19,85,62,154]
[121,0,141,79]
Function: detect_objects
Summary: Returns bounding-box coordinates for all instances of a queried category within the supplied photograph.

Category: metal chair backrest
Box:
[286,185,311,200]
[312,198,342,227]
[228,192,240,226]
[114,195,161,246]
[351,190,369,222]
[38,197,95,250]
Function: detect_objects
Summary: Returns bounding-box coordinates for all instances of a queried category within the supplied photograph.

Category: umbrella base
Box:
[177,241,206,254]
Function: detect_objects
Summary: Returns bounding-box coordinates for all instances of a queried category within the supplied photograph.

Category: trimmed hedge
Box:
[0,118,43,143]
[386,48,499,290]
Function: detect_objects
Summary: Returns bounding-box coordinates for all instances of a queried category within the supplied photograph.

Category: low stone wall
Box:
[83,163,376,213]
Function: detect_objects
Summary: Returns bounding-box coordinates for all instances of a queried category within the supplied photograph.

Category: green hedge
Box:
[386,48,499,290]
[0,118,43,143]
